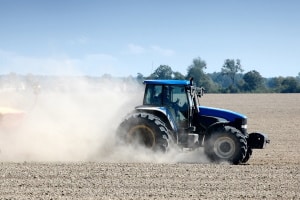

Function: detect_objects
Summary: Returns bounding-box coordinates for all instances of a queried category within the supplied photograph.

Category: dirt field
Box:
[0,94,299,199]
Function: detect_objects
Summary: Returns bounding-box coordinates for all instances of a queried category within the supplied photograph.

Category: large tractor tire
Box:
[242,147,253,163]
[204,126,247,164]
[117,112,170,152]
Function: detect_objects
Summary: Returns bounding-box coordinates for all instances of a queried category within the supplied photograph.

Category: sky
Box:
[0,0,299,78]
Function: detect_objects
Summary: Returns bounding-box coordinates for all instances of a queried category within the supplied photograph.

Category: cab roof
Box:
[143,80,190,85]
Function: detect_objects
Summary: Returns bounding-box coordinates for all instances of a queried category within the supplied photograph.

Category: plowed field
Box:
[1,94,299,199]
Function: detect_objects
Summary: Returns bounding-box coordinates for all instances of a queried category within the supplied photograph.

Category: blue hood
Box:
[199,106,247,122]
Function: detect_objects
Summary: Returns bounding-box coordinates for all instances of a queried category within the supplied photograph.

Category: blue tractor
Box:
[117,79,269,164]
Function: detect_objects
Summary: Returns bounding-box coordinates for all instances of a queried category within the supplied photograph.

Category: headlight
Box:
[241,124,247,129]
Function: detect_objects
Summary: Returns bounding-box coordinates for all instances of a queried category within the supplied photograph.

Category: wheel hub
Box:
[214,137,236,159]
[128,125,155,148]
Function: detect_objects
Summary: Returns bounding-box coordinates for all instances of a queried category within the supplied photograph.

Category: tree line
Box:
[137,57,300,93]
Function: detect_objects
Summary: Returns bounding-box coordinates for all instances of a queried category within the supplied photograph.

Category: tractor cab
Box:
[142,80,197,131]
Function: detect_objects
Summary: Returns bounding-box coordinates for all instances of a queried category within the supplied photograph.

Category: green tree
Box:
[243,70,264,92]
[186,57,217,92]
[281,77,299,93]
[296,72,300,82]
[267,77,284,92]
[136,73,144,83]
[221,59,244,91]
[172,71,185,80]
[267,76,299,93]
[101,73,112,80]
[149,65,173,79]
[186,57,207,85]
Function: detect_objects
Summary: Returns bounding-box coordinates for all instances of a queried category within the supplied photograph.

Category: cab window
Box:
[144,85,163,105]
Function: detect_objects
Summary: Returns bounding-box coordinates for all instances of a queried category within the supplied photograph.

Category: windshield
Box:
[144,85,187,106]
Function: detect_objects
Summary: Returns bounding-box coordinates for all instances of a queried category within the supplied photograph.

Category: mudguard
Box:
[135,106,178,132]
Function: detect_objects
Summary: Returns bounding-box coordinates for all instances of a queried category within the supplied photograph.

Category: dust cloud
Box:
[0,76,209,163]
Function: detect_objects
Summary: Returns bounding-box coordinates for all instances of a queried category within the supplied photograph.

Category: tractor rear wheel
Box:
[204,126,247,164]
[117,112,170,151]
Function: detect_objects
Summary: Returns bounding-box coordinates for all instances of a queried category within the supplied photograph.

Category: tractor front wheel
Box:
[204,126,247,164]
[242,147,253,163]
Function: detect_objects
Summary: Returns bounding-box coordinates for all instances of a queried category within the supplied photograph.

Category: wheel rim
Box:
[127,125,155,148]
[213,136,236,159]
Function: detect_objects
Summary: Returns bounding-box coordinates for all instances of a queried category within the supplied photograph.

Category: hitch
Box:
[248,132,270,149]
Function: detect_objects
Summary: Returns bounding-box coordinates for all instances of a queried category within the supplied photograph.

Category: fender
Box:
[206,121,229,135]
[204,121,246,142]
[135,105,178,132]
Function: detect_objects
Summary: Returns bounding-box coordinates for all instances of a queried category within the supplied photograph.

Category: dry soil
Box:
[0,94,299,199]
